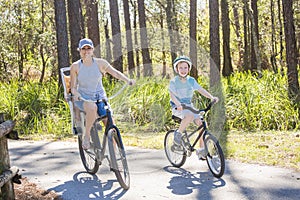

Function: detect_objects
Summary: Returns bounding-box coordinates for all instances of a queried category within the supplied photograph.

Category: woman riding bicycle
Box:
[70,38,135,149]
[169,56,218,159]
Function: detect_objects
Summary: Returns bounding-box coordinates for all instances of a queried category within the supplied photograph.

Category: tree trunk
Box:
[67,0,84,62]
[209,0,220,76]
[243,0,251,71]
[104,18,112,63]
[138,0,153,76]
[282,0,300,102]
[54,0,70,85]
[166,0,177,63]
[109,0,123,72]
[232,0,243,70]
[250,0,259,71]
[189,0,198,79]
[270,0,278,73]
[221,0,233,77]
[123,0,135,76]
[209,0,225,136]
[84,0,101,58]
[277,0,284,75]
[39,0,46,83]
[131,0,141,78]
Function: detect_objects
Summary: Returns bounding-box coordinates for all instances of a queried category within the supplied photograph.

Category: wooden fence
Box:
[0,114,19,200]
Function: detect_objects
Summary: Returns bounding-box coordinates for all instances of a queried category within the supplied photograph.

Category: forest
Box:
[0,0,299,137]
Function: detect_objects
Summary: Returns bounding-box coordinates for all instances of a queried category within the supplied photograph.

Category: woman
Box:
[70,38,134,149]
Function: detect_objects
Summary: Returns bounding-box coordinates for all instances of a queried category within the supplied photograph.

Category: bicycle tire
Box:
[204,132,225,178]
[108,126,130,190]
[164,130,187,167]
[78,123,101,174]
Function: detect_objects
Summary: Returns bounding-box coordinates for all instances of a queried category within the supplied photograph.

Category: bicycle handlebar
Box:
[180,99,217,114]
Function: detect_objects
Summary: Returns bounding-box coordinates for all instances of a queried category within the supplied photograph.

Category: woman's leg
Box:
[82,102,98,148]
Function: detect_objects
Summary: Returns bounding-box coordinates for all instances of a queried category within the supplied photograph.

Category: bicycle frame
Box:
[182,113,209,152]
[91,100,124,161]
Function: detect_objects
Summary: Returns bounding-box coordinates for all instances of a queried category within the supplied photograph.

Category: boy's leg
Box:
[194,118,206,160]
[174,112,193,145]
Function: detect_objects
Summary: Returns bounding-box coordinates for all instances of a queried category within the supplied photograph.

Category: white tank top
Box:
[76,59,107,101]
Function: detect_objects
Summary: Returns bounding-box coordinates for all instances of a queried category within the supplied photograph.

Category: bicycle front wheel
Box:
[108,126,130,190]
[164,130,187,167]
[78,124,101,174]
[204,132,225,178]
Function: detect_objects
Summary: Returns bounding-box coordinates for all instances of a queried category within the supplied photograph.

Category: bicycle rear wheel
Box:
[204,132,225,178]
[108,126,130,190]
[78,123,101,174]
[164,130,187,167]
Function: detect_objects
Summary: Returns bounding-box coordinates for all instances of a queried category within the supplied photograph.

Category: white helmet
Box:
[173,56,192,73]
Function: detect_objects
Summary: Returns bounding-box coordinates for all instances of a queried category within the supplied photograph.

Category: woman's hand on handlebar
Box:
[211,96,219,103]
[176,104,183,111]
[128,79,136,86]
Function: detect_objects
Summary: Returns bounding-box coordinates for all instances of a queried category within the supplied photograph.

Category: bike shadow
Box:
[164,166,226,198]
[48,171,127,199]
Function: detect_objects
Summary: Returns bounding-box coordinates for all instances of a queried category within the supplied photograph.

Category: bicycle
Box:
[164,100,225,178]
[60,67,130,190]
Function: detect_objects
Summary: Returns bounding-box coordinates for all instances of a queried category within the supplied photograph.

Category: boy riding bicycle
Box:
[169,56,219,159]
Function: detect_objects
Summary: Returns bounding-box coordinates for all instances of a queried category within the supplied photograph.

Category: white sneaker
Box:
[196,148,207,160]
[174,130,182,145]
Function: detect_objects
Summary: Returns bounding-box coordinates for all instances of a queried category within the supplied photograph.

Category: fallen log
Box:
[0,166,19,188]
[0,120,15,138]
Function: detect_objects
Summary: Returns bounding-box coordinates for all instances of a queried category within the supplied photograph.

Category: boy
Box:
[169,56,219,159]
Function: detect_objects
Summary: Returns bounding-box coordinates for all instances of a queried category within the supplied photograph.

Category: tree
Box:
[250,0,260,72]
[209,0,225,135]
[84,0,101,57]
[131,0,141,78]
[123,0,135,76]
[54,0,69,84]
[109,0,123,72]
[104,18,112,63]
[232,0,243,70]
[243,0,251,71]
[282,0,300,102]
[138,0,153,76]
[221,0,233,76]
[67,0,84,62]
[209,0,220,76]
[189,0,198,79]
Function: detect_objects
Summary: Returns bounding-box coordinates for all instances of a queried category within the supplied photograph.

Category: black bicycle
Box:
[76,98,130,189]
[164,100,225,178]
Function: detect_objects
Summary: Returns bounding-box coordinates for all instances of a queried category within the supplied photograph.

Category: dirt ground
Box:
[14,177,62,200]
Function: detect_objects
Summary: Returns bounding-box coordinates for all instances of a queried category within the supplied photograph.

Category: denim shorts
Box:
[74,100,113,116]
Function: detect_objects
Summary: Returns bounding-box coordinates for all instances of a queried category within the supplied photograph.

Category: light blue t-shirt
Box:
[169,75,202,105]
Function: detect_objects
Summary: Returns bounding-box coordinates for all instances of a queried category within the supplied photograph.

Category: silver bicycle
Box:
[60,67,130,189]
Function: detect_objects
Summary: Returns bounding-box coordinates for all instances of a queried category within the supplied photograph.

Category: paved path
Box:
[8,140,300,200]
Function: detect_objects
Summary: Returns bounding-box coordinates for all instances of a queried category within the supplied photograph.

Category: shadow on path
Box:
[164,166,226,199]
[48,172,127,200]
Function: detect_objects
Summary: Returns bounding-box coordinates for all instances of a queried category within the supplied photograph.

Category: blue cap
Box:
[78,38,94,49]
